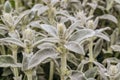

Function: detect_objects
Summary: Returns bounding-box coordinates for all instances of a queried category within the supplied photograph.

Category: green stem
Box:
[0,45,6,55]
[15,0,18,11]
[26,70,33,80]
[89,8,94,16]
[48,4,54,25]
[61,48,67,80]
[12,49,19,80]
[89,38,94,68]
[49,61,54,80]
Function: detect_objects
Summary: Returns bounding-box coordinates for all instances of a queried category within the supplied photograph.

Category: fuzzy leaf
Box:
[33,37,59,47]
[29,21,41,28]
[93,17,99,29]
[14,10,31,26]
[51,0,59,6]
[85,67,97,78]
[4,1,12,13]
[65,41,85,55]
[93,39,103,58]
[111,45,120,52]
[95,33,110,41]
[31,4,49,15]
[37,43,55,49]
[2,68,12,76]
[115,0,120,4]
[0,38,24,48]
[66,20,81,39]
[0,55,18,67]
[28,48,58,69]
[99,14,118,24]
[40,24,57,37]
[95,27,111,33]
[22,53,33,70]
[110,28,119,45]
[0,24,8,30]
[69,71,86,80]
[69,29,95,42]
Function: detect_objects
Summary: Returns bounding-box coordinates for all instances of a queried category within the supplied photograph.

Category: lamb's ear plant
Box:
[35,23,95,80]
[0,27,59,80]
[34,20,110,80]
[0,1,22,80]
[0,0,120,80]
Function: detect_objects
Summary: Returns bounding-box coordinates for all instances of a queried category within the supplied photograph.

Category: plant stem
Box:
[15,0,18,11]
[0,45,6,55]
[89,38,94,68]
[49,61,54,80]
[61,48,67,80]
[13,50,19,77]
[11,49,19,80]
[25,69,33,80]
[27,73,32,80]
[48,4,54,25]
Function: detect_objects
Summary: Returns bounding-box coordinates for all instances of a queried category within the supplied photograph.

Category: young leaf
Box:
[27,48,58,69]
[65,41,85,55]
[22,53,33,70]
[4,1,12,13]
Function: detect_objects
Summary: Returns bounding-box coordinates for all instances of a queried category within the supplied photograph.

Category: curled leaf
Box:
[99,14,118,24]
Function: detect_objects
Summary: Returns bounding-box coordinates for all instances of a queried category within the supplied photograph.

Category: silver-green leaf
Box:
[99,14,118,24]
[28,48,58,69]
[0,38,24,48]
[4,1,12,13]
[0,55,19,67]
[40,24,57,37]
[69,29,95,42]
[65,41,85,55]
[111,45,120,52]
